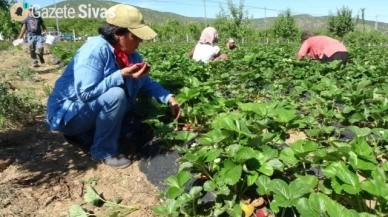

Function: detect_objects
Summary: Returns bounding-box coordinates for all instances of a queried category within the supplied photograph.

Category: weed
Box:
[14,60,34,81]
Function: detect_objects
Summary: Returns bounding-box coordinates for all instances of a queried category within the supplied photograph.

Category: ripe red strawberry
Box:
[129,62,146,70]
[256,209,266,217]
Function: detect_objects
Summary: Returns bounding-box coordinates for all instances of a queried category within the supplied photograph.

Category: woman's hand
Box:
[121,62,150,79]
[168,97,181,120]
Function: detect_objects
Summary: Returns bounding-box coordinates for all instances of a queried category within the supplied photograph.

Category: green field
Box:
[46,41,388,217]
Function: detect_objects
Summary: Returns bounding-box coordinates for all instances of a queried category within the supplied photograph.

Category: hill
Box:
[250,14,388,32]
[41,0,388,32]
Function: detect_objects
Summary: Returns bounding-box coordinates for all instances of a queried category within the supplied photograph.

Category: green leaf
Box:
[256,175,271,195]
[203,180,216,191]
[103,198,123,207]
[166,187,183,199]
[249,132,276,145]
[290,140,319,158]
[308,193,328,216]
[352,138,373,157]
[259,162,274,176]
[165,198,179,214]
[323,162,361,194]
[295,198,318,217]
[69,204,89,217]
[348,126,371,137]
[198,129,230,145]
[279,148,299,165]
[171,131,196,142]
[235,147,256,162]
[361,179,380,197]
[189,186,203,198]
[246,171,258,186]
[289,180,312,199]
[178,162,193,171]
[238,102,268,117]
[218,185,231,195]
[226,144,243,158]
[267,158,284,171]
[306,129,321,137]
[153,205,168,215]
[108,211,119,217]
[227,204,243,217]
[177,171,192,187]
[349,113,364,124]
[165,171,191,189]
[343,105,355,114]
[224,165,242,186]
[261,145,279,160]
[83,186,102,206]
[204,149,223,162]
[268,179,291,199]
[274,109,296,123]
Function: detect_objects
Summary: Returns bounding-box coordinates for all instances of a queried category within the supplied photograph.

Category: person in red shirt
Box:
[296,31,348,65]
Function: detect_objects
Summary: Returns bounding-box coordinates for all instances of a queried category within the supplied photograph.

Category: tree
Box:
[271,8,299,42]
[327,6,355,38]
[211,0,253,42]
[0,0,20,40]
[186,22,201,42]
[361,8,366,30]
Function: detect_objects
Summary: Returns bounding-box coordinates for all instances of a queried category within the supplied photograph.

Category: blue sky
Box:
[24,0,388,23]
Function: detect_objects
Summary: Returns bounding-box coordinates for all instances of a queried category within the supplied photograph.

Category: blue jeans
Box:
[60,87,129,160]
[27,35,44,64]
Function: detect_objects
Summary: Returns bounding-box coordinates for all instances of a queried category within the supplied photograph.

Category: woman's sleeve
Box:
[73,48,124,102]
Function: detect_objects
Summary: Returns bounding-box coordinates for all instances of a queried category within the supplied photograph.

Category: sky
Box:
[21,0,388,23]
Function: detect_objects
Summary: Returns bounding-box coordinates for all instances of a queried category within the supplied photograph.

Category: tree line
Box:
[1,0,388,46]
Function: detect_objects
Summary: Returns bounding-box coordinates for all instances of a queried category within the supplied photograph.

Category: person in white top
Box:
[189,27,228,63]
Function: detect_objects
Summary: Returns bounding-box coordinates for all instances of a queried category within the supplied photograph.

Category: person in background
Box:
[226,38,237,50]
[17,7,48,67]
[296,31,348,65]
[45,4,181,169]
[188,27,228,63]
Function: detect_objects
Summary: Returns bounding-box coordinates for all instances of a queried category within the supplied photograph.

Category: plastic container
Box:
[12,38,24,46]
[45,35,56,45]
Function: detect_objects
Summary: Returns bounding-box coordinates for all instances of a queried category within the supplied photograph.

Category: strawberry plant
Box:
[54,42,388,216]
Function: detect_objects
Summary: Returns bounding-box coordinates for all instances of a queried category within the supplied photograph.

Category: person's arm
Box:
[296,41,309,60]
[18,23,27,39]
[40,17,48,35]
[73,49,124,102]
[141,76,174,104]
[213,46,221,58]
[188,48,195,58]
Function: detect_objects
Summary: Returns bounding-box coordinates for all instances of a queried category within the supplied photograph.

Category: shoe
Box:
[102,154,132,169]
[39,56,45,64]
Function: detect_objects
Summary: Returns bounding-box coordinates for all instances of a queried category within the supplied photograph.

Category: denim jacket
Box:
[46,36,172,131]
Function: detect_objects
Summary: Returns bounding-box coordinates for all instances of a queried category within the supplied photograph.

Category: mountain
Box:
[250,14,388,32]
[41,0,388,31]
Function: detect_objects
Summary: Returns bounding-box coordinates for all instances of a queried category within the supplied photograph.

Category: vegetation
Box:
[0,0,20,40]
[327,6,356,39]
[271,9,300,42]
[37,36,388,217]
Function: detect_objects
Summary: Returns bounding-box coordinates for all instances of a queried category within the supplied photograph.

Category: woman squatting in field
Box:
[45,4,181,169]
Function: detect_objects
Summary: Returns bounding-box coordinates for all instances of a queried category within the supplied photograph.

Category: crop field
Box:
[0,41,387,217]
